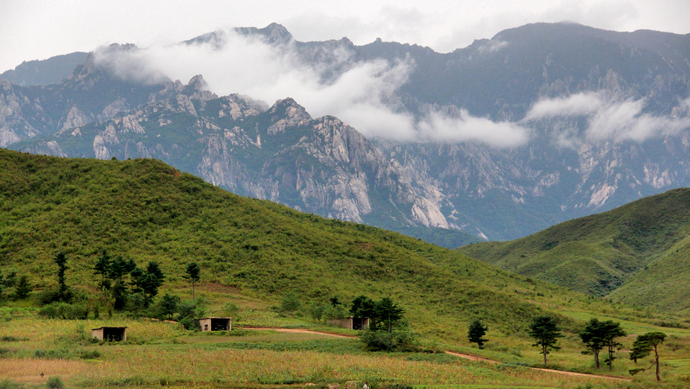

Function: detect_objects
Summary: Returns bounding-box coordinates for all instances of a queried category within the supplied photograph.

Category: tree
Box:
[13,276,32,300]
[350,295,376,325]
[601,320,626,370]
[579,318,606,369]
[528,316,563,365]
[132,261,165,306]
[375,297,405,333]
[329,296,342,307]
[158,293,181,320]
[184,263,201,301]
[4,271,16,287]
[94,250,111,283]
[112,280,128,310]
[468,319,489,349]
[54,252,70,301]
[629,332,666,381]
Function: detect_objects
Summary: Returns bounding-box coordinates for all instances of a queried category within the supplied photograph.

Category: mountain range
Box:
[2,22,689,242]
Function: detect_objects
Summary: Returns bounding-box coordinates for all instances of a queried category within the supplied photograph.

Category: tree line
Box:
[467,315,667,381]
[2,251,204,327]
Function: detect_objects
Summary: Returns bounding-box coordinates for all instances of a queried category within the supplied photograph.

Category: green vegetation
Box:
[459,188,690,314]
[184,262,200,300]
[579,318,607,369]
[0,148,598,335]
[528,316,562,365]
[1,149,690,387]
[467,319,489,349]
[630,331,666,381]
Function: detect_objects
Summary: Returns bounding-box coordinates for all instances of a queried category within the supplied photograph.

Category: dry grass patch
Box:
[80,348,612,387]
[0,358,89,384]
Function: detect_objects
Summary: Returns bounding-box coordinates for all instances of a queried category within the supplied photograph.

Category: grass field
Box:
[1,290,689,389]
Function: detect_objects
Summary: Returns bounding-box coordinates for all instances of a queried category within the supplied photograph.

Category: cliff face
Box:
[3,22,690,241]
[13,74,454,240]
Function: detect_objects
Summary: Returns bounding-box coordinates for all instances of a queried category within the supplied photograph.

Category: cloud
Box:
[417,108,529,147]
[94,29,530,148]
[524,92,690,144]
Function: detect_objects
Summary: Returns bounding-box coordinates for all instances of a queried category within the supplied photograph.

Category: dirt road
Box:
[443,351,630,381]
[242,327,632,381]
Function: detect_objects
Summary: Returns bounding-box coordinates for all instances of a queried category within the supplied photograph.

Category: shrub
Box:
[0,379,25,389]
[46,376,65,389]
[38,302,88,320]
[360,329,418,352]
[280,294,301,313]
[79,350,101,359]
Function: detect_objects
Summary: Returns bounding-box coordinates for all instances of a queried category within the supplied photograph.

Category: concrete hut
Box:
[92,327,127,342]
[327,317,370,330]
[199,317,232,332]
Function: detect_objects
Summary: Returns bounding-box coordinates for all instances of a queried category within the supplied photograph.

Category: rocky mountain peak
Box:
[234,23,293,46]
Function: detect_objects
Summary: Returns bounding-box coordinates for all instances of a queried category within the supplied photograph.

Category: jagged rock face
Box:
[3,22,690,241]
[12,75,449,231]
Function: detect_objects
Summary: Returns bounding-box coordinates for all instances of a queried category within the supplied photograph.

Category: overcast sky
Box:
[1,0,689,73]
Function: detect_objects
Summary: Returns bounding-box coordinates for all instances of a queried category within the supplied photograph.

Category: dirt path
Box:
[443,351,630,381]
[242,327,631,381]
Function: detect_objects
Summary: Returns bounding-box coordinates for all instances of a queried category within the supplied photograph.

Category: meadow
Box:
[1,285,689,389]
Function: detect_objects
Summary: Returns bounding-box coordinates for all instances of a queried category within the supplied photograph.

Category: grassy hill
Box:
[458,188,690,313]
[0,148,578,334]
[2,149,690,388]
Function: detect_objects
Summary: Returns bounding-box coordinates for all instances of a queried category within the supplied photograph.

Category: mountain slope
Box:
[458,188,690,312]
[3,22,690,241]
[0,148,596,336]
[0,52,88,86]
[6,66,478,247]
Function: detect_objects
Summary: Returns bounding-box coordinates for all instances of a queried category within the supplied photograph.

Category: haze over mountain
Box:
[2,22,689,241]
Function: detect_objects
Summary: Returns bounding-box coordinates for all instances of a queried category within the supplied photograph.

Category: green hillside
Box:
[3,149,690,388]
[0,148,596,337]
[459,188,690,312]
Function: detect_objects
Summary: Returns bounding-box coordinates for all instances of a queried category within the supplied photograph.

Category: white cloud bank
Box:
[94,32,689,150]
[93,29,530,148]
[524,92,690,145]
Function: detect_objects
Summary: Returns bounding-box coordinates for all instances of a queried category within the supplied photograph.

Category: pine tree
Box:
[184,263,201,301]
[629,332,666,381]
[13,276,32,300]
[601,320,626,370]
[528,316,563,365]
[376,297,405,333]
[54,252,69,301]
[579,318,606,369]
[467,319,489,349]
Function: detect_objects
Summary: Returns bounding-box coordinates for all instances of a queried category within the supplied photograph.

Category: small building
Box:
[327,317,370,330]
[92,327,127,342]
[199,317,231,332]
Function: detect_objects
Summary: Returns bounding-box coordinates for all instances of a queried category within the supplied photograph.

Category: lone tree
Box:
[528,315,563,365]
[467,319,489,349]
[580,318,606,369]
[629,332,666,381]
[54,252,70,301]
[184,262,201,301]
